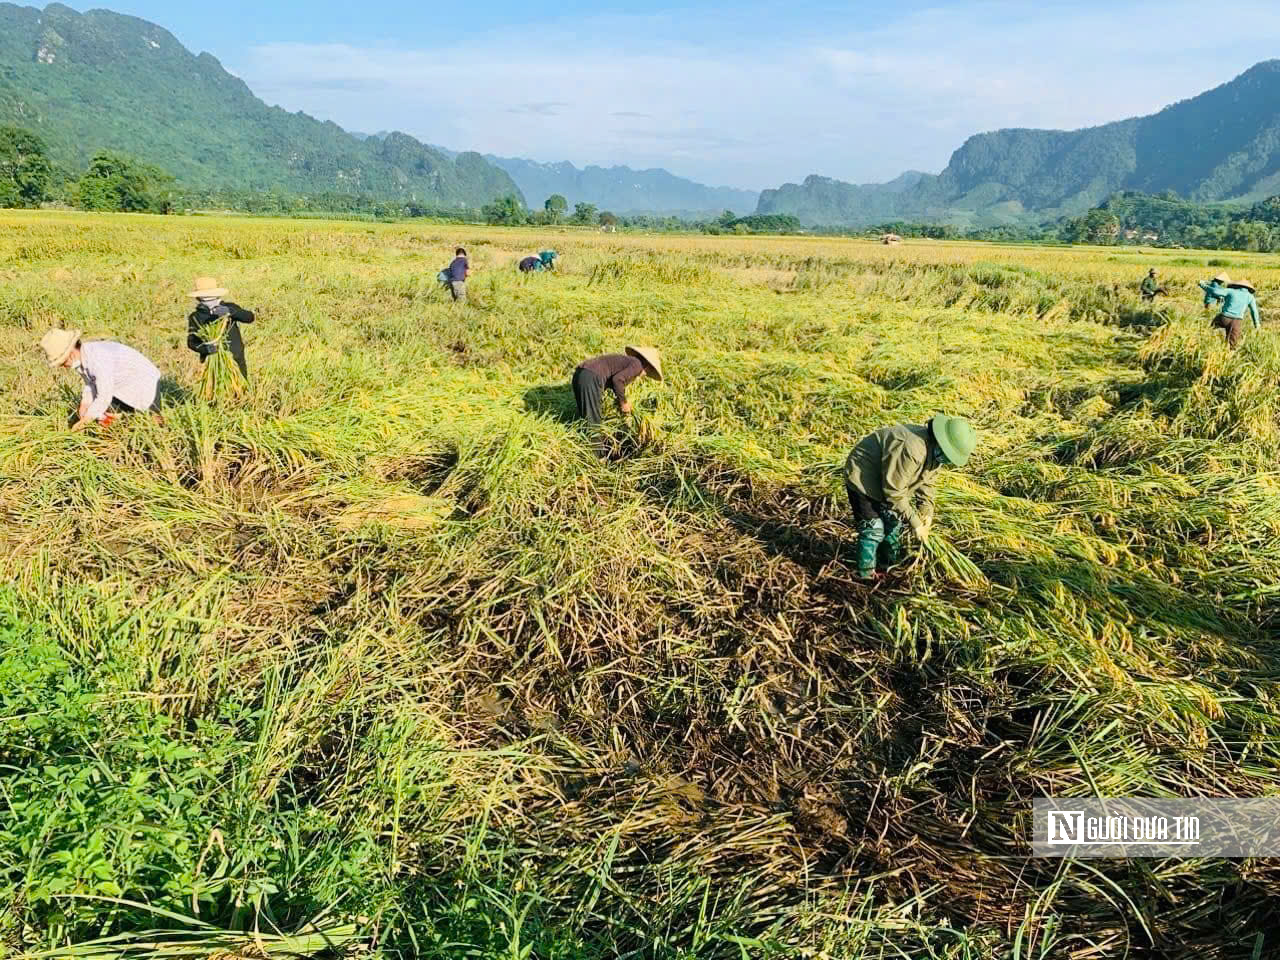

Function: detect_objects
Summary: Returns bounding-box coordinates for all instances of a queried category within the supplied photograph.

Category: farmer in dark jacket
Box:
[187,277,255,380]
[518,255,543,272]
[572,346,663,427]
[844,415,977,581]
[445,247,469,302]
[1140,269,1167,301]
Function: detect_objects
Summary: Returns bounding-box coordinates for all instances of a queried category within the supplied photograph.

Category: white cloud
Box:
[233,0,1280,190]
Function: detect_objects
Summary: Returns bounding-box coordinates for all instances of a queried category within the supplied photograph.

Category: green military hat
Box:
[931,414,978,467]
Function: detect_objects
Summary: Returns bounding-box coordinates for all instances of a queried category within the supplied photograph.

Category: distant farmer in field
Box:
[39,328,162,431]
[1200,273,1261,348]
[844,415,977,581]
[518,250,558,273]
[1140,269,1167,301]
[572,346,662,429]
[442,247,469,302]
[186,277,256,380]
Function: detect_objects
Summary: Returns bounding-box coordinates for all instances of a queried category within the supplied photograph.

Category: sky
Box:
[57,0,1280,190]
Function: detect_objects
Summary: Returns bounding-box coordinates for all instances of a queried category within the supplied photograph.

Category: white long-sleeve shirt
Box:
[73,340,161,422]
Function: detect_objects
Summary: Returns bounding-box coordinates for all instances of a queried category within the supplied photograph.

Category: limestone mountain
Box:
[487,156,759,216]
[758,61,1280,226]
[0,3,522,208]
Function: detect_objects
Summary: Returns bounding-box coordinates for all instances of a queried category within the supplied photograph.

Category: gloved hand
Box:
[201,342,220,356]
[211,304,231,319]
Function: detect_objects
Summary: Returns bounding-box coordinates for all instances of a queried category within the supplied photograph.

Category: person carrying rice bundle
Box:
[186,277,256,381]
[572,346,662,425]
[1199,273,1260,349]
[844,415,977,581]
[39,328,162,432]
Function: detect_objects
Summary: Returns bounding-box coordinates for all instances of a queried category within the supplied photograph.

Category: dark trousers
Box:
[572,367,604,425]
[1212,313,1243,348]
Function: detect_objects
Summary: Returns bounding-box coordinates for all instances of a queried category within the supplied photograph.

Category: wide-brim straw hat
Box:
[1230,279,1256,292]
[189,276,229,298]
[1211,273,1231,285]
[930,414,977,467]
[625,345,663,382]
[39,328,82,367]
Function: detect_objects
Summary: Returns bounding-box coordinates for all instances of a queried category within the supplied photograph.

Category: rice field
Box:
[1,210,1279,959]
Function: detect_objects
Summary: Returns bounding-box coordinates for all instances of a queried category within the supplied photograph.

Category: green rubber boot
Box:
[879,512,904,568]
[857,517,885,579]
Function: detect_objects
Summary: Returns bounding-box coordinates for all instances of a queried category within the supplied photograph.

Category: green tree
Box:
[0,126,53,208]
[717,209,736,228]
[482,193,527,225]
[74,151,173,213]
[571,202,598,225]
[598,211,619,228]
[1225,219,1272,252]
[544,194,567,223]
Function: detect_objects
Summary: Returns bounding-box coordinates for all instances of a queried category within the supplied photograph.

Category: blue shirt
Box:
[1201,281,1261,328]
[447,257,468,282]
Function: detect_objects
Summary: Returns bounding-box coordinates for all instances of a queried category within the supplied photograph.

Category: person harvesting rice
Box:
[1140,269,1167,301]
[39,328,161,431]
[442,247,470,302]
[186,277,256,381]
[572,346,662,429]
[1199,273,1260,349]
[519,249,558,272]
[844,415,977,581]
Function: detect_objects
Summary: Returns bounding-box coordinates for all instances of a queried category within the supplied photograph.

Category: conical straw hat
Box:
[625,346,663,381]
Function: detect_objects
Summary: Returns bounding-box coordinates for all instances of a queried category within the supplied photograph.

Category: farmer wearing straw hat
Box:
[572,346,662,428]
[186,277,256,380]
[38,328,161,432]
[1199,273,1260,348]
[844,415,977,581]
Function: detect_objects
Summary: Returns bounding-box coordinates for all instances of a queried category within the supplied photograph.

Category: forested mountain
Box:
[759,61,1280,226]
[487,156,759,215]
[0,3,522,208]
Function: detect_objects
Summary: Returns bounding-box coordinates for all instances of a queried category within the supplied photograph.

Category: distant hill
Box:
[758,61,1280,226]
[0,3,522,208]
[487,156,759,215]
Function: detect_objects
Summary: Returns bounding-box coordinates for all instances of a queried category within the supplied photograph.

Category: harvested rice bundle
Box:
[195,313,247,402]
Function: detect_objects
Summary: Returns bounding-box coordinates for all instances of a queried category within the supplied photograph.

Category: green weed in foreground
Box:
[0,212,1279,959]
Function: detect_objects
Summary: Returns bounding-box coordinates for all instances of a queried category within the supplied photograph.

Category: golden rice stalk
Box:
[196,315,247,403]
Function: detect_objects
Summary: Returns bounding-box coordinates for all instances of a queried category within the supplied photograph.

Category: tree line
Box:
[9,122,1280,248]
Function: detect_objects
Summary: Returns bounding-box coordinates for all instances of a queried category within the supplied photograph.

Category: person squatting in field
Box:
[844,415,977,581]
[39,328,162,431]
[1199,273,1261,348]
[1140,269,1167,301]
[571,347,663,452]
[519,250,558,272]
[186,276,256,380]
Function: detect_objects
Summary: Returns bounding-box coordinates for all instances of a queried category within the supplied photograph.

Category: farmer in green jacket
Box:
[844,415,977,580]
[1140,269,1166,301]
[1199,273,1261,348]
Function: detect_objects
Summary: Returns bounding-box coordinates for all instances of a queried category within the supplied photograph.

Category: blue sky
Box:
[59,1,1280,190]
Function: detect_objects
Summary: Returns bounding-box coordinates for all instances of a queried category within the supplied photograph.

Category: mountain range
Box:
[484,156,759,216]
[759,61,1280,227]
[3,3,1280,227]
[0,2,522,209]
